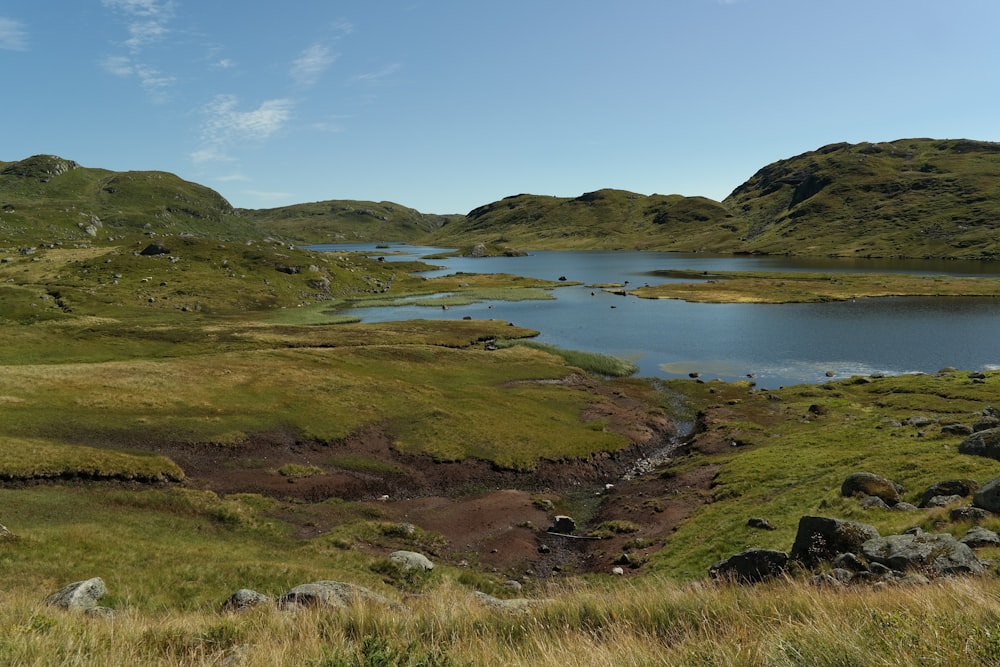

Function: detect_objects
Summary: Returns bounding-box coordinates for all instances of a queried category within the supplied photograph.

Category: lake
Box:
[310,244,1000,389]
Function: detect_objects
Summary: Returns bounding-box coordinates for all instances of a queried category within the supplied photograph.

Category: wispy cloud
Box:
[353,63,401,84]
[291,43,336,87]
[102,0,175,51]
[101,55,175,102]
[193,94,294,164]
[101,0,176,101]
[0,17,28,51]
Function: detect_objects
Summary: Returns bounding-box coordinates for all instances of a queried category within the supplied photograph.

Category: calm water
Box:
[311,244,1000,388]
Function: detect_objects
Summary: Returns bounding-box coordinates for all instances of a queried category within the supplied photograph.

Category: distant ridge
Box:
[4,138,1000,259]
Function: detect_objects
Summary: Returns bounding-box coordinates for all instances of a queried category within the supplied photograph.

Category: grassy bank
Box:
[630,269,1000,303]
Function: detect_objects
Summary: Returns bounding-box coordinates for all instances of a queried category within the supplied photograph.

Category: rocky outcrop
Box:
[972,476,1000,513]
[44,577,112,615]
[388,550,434,571]
[789,516,880,567]
[709,549,788,583]
[276,581,397,610]
[919,480,978,507]
[221,588,271,613]
[861,530,984,575]
[959,428,1000,460]
[841,472,903,506]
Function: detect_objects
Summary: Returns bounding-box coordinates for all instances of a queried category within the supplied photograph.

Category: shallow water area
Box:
[311,243,1000,389]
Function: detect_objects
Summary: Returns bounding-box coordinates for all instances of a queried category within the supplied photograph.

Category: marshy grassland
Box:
[4,236,1000,665]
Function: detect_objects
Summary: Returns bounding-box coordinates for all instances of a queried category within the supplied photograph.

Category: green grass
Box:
[631,269,1000,303]
[494,339,638,377]
[649,372,1000,579]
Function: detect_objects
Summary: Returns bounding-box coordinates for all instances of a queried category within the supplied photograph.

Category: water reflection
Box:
[310,244,1000,388]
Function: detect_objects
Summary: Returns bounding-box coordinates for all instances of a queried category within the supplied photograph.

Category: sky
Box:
[2,1,999,214]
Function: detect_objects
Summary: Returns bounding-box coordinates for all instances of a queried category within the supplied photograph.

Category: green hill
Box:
[424,188,737,250]
[424,138,1000,259]
[723,138,1000,259]
[0,155,249,245]
[240,199,461,244]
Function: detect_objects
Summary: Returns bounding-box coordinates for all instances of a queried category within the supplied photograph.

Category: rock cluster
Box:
[711,467,1000,585]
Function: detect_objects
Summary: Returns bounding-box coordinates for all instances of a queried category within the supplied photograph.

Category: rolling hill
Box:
[4,138,1000,260]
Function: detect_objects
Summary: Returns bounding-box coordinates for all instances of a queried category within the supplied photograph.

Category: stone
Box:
[790,516,880,566]
[961,526,1000,549]
[388,550,434,571]
[549,515,576,534]
[941,424,973,436]
[973,416,1000,432]
[861,533,985,575]
[44,577,107,611]
[950,506,991,522]
[841,472,902,506]
[925,495,965,508]
[276,581,396,610]
[973,476,1000,513]
[473,591,547,612]
[959,428,1000,461]
[709,548,788,583]
[221,589,271,613]
[139,242,169,256]
[919,480,978,507]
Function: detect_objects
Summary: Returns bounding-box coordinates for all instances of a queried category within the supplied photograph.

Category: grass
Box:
[2,576,1000,665]
[631,269,1000,303]
[649,371,1000,579]
[494,339,638,377]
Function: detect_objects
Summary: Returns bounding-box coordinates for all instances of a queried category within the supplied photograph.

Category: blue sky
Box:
[2,1,998,214]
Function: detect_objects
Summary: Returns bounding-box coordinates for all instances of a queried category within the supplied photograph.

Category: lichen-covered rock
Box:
[919,480,978,507]
[44,577,107,611]
[841,472,902,505]
[861,533,984,575]
[276,581,396,610]
[709,549,788,583]
[959,428,1000,460]
[973,476,1000,513]
[221,589,271,613]
[388,550,434,571]
[961,526,1000,549]
[790,516,880,566]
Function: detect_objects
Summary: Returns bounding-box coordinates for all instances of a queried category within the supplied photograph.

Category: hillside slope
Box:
[724,138,1000,259]
[0,155,248,245]
[241,200,461,244]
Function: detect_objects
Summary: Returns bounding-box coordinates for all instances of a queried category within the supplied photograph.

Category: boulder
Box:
[276,581,396,610]
[221,588,271,613]
[951,506,991,522]
[44,577,107,611]
[961,526,1000,549]
[941,424,973,436]
[388,550,434,571]
[861,533,984,575]
[709,549,788,583]
[139,242,170,256]
[924,495,965,508]
[549,515,577,534]
[959,428,1000,460]
[972,476,1000,513]
[790,516,880,566]
[841,472,902,506]
[973,416,1000,432]
[919,480,978,508]
[747,517,775,530]
[473,591,547,612]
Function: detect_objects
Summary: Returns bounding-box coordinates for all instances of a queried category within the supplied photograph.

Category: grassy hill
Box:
[424,188,737,251]
[423,138,1000,259]
[240,199,462,244]
[0,155,251,245]
[724,138,1000,259]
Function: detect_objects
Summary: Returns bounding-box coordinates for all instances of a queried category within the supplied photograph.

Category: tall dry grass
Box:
[3,576,1000,665]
